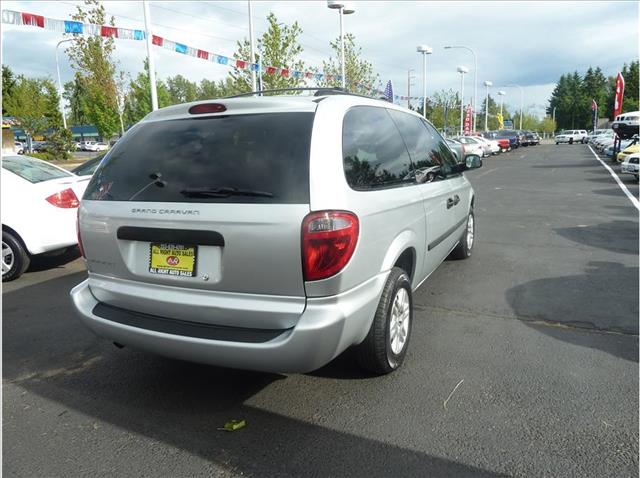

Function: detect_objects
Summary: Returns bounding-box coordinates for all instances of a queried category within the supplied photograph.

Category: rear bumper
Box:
[70,272,387,373]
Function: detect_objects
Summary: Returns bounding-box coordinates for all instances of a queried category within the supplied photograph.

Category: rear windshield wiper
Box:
[180,187,274,198]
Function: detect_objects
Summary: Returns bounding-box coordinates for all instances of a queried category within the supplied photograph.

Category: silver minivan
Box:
[71,91,480,374]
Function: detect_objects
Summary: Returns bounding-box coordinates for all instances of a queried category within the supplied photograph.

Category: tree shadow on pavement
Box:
[553,220,638,256]
[592,188,639,198]
[3,270,505,477]
[505,261,639,360]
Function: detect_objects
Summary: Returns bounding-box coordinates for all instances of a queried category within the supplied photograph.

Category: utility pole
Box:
[248,0,257,91]
[143,0,158,111]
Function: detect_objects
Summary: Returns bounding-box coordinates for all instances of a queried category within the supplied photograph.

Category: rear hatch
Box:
[80,108,315,329]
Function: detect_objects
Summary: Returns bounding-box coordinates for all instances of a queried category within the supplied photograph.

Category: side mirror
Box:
[465,154,483,170]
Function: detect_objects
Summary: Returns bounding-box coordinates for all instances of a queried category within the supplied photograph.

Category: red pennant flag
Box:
[151,35,163,46]
[266,66,277,75]
[197,49,209,60]
[100,26,118,38]
[326,74,333,81]
[591,99,597,111]
[305,72,314,79]
[236,59,246,69]
[280,68,289,77]
[613,73,625,119]
[21,12,44,28]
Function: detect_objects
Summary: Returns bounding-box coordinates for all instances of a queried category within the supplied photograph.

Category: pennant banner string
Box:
[1,9,426,102]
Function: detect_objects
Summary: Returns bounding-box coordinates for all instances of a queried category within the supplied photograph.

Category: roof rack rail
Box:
[225,87,373,100]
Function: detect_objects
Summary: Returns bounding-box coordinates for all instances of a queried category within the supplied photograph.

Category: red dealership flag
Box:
[591,99,597,111]
[464,104,473,135]
[613,73,625,118]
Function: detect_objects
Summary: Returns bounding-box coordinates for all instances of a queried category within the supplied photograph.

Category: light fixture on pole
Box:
[248,0,257,92]
[416,45,432,119]
[457,65,469,136]
[327,1,355,90]
[483,80,492,132]
[445,45,477,132]
[497,90,506,116]
[55,38,73,130]
[143,0,158,111]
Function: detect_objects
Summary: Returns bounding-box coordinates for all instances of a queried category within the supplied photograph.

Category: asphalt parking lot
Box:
[3,144,638,477]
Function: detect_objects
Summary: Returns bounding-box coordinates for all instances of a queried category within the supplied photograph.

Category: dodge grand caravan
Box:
[71,90,481,374]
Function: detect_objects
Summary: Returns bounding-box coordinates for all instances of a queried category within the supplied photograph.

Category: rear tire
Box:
[450,209,475,260]
[2,231,30,282]
[356,267,413,375]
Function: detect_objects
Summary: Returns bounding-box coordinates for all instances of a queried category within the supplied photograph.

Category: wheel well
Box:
[2,225,28,252]
[393,248,415,281]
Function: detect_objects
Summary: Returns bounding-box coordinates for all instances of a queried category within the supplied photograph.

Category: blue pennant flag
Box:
[383,80,393,102]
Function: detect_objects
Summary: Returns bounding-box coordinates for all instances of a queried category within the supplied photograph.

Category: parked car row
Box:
[484,129,540,149]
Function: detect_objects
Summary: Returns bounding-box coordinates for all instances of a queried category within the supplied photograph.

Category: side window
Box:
[388,109,453,182]
[342,106,415,190]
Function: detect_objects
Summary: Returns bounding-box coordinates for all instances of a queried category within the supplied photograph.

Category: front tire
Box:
[450,209,475,260]
[356,267,413,374]
[2,231,30,282]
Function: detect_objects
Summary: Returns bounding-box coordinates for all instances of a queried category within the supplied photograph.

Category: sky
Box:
[1,1,638,119]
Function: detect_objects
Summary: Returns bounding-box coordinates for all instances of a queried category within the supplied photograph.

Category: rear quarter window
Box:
[84,112,314,204]
[342,106,415,190]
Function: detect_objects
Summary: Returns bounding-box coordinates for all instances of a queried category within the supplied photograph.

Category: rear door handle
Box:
[447,198,454,209]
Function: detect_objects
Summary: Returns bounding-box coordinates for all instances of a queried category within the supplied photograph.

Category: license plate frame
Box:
[149,243,198,277]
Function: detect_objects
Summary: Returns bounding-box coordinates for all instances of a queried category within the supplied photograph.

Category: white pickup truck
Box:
[555,130,588,144]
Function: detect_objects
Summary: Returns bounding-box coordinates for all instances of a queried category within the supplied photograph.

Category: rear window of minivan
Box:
[84,113,314,204]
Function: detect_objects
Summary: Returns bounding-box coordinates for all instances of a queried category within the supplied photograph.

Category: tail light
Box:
[302,211,359,281]
[46,188,79,208]
[76,208,85,258]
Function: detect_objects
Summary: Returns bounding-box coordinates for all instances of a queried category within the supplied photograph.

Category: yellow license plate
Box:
[149,243,197,277]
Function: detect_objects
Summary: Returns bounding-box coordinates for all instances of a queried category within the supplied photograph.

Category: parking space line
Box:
[587,145,639,211]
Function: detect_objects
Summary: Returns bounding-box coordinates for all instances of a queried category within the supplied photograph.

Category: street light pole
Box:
[445,45,477,132]
[407,69,415,109]
[457,65,468,136]
[248,0,257,91]
[498,90,506,116]
[483,80,492,132]
[416,45,432,119]
[506,84,524,129]
[143,0,158,111]
[55,39,73,130]
[327,2,355,90]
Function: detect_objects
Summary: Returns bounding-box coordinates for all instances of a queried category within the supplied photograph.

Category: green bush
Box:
[27,151,56,161]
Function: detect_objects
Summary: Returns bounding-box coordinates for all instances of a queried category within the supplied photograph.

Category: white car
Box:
[588,129,609,143]
[555,130,588,144]
[473,135,501,155]
[612,111,639,139]
[455,136,488,157]
[620,152,639,181]
[86,142,109,152]
[2,155,89,281]
[592,131,615,150]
